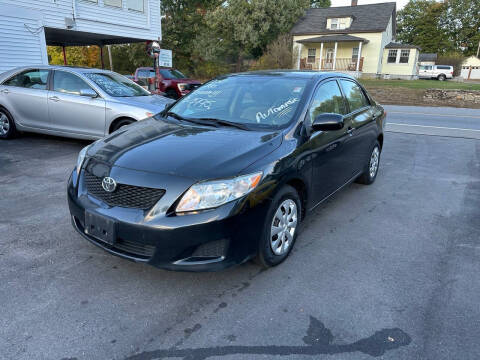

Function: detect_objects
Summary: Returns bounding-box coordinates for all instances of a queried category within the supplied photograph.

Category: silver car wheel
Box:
[270,199,298,256]
[0,112,10,136]
[369,146,380,179]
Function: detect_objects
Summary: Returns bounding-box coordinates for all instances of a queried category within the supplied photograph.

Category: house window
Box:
[104,0,122,8]
[330,19,338,30]
[387,50,397,63]
[83,0,98,3]
[338,18,347,30]
[307,48,316,63]
[352,47,359,62]
[399,49,410,63]
[127,0,144,12]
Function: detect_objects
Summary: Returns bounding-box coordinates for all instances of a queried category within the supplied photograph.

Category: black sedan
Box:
[67,71,385,271]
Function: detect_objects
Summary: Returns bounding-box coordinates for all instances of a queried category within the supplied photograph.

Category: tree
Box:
[311,0,330,8]
[443,0,480,56]
[250,34,294,70]
[161,0,222,75]
[396,0,453,54]
[197,0,309,71]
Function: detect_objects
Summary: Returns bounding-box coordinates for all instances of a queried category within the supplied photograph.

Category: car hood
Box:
[111,95,174,110]
[87,118,282,180]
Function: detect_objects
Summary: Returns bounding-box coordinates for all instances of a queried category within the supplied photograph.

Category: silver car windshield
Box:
[85,72,151,97]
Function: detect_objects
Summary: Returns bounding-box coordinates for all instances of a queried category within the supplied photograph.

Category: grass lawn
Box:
[359,79,480,91]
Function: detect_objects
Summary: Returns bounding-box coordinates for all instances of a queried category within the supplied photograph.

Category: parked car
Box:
[133,67,201,99]
[418,64,454,81]
[68,70,386,271]
[0,66,173,140]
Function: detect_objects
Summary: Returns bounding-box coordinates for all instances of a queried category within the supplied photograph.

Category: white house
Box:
[0,0,162,73]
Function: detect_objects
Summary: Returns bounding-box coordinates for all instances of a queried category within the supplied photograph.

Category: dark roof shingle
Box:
[297,34,369,43]
[385,42,421,50]
[419,53,437,61]
[291,2,396,35]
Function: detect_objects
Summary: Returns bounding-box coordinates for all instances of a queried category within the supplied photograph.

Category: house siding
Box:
[381,48,419,78]
[0,0,161,72]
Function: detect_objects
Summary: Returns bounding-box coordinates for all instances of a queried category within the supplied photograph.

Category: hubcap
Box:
[0,113,9,135]
[369,146,380,178]
[270,199,298,256]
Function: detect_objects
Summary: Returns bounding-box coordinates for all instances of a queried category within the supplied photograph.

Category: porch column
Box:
[100,46,105,69]
[356,41,363,72]
[333,42,337,70]
[296,42,302,70]
[319,42,324,70]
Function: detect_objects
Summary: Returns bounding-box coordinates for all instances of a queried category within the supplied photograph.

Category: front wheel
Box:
[356,141,381,185]
[0,108,17,139]
[256,185,301,268]
[111,118,134,133]
[437,74,446,81]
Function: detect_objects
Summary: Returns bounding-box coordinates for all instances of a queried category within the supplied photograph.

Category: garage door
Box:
[0,5,47,74]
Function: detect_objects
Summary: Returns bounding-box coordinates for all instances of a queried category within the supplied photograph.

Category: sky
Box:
[332,0,409,10]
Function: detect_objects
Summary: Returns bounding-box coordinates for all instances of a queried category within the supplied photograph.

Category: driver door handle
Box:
[1,89,9,94]
[347,127,354,136]
[49,96,60,102]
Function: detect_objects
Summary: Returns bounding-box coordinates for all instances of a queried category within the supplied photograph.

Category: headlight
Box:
[177,83,188,92]
[176,172,263,213]
[76,144,90,176]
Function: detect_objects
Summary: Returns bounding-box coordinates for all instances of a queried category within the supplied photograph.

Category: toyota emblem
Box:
[102,177,117,193]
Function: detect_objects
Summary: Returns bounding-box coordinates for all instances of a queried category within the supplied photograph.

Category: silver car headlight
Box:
[76,144,93,176]
[176,172,263,213]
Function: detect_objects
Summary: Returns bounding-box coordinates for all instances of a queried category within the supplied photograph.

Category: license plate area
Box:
[84,211,116,245]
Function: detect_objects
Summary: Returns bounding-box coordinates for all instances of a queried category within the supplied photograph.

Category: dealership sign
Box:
[158,49,172,68]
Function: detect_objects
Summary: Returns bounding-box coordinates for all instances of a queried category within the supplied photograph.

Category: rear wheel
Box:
[0,108,17,139]
[437,74,446,81]
[356,141,381,185]
[256,185,301,268]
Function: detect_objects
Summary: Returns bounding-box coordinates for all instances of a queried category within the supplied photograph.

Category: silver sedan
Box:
[0,65,173,140]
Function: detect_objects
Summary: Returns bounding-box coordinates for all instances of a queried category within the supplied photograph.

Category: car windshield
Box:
[167,76,308,129]
[85,72,151,97]
[159,69,186,79]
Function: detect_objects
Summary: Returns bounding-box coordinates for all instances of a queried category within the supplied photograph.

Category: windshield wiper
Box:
[165,111,188,121]
[193,118,250,130]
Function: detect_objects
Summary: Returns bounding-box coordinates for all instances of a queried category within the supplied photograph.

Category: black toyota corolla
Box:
[67,71,385,271]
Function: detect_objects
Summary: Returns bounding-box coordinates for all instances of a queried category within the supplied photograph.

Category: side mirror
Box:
[311,113,344,132]
[79,88,97,98]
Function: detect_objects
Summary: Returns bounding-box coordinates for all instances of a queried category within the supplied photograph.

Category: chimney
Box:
[351,0,358,5]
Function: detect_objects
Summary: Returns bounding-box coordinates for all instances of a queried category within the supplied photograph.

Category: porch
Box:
[296,34,369,72]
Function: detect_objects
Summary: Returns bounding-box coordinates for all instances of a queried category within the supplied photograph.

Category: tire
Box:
[356,141,381,185]
[111,118,134,133]
[437,74,446,81]
[166,89,179,99]
[0,108,17,139]
[256,185,301,268]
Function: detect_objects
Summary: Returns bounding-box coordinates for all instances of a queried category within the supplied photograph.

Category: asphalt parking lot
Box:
[1,105,479,360]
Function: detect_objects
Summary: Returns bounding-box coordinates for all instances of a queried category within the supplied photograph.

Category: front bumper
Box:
[67,169,270,271]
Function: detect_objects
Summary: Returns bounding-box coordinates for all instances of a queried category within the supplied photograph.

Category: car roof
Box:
[222,70,355,81]
[7,65,113,75]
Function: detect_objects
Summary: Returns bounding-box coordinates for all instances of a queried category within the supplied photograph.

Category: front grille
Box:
[84,172,165,210]
[114,238,156,258]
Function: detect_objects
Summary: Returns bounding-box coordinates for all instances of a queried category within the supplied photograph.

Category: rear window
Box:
[436,65,452,70]
[159,69,186,79]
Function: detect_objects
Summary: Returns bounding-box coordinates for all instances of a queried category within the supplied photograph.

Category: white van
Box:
[418,65,454,81]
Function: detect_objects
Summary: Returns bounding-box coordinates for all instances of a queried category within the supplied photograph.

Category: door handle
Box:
[49,96,60,102]
[1,89,9,94]
[347,127,354,136]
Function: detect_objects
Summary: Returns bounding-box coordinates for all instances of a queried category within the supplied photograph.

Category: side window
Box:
[53,71,91,95]
[340,80,369,113]
[3,69,49,90]
[308,80,347,124]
